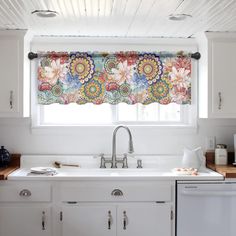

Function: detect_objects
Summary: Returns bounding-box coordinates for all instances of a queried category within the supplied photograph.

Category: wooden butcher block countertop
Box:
[207,163,236,178]
[206,151,236,178]
[0,154,21,180]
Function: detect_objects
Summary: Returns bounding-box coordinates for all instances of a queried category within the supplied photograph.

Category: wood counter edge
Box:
[205,151,236,178]
[0,154,21,180]
[206,162,236,178]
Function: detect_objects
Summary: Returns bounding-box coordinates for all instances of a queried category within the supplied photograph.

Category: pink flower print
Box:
[38,82,52,91]
[44,58,68,86]
[116,52,138,66]
[106,82,119,92]
[112,61,134,85]
[174,57,191,71]
[129,90,147,104]
[170,85,190,104]
[169,67,191,89]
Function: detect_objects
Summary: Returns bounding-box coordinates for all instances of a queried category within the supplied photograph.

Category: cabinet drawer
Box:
[0,183,51,202]
[60,181,173,202]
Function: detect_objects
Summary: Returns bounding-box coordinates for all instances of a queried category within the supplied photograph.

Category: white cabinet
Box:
[0,206,51,236]
[59,181,174,236]
[209,36,236,117]
[0,36,19,114]
[0,182,52,236]
[0,30,30,117]
[0,180,174,236]
[61,204,116,236]
[61,203,171,236]
[198,32,236,118]
[117,203,171,236]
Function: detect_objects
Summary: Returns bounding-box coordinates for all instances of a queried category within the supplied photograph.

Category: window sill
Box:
[31,123,198,135]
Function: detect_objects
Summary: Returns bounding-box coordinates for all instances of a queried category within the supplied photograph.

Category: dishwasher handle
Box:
[181,190,236,197]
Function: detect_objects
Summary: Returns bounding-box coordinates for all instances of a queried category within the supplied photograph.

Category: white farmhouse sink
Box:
[57,168,168,177]
[7,154,224,180]
[55,166,215,177]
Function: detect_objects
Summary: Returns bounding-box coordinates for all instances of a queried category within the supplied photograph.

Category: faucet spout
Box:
[111,125,134,168]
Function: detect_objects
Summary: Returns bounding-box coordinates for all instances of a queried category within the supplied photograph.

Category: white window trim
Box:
[30,37,198,134]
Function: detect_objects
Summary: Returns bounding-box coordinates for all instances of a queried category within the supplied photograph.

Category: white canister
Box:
[215,144,228,165]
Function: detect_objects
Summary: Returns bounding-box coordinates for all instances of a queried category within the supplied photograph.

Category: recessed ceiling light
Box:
[168,14,192,21]
[31,10,58,18]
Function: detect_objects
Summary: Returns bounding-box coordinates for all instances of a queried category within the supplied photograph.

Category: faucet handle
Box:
[100,153,106,168]
[122,153,128,168]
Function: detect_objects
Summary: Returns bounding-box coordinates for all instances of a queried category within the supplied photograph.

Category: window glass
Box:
[40,103,187,125]
[41,103,112,125]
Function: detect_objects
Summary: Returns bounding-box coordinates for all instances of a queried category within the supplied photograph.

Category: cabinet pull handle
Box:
[42,211,46,230]
[218,92,222,110]
[123,211,128,230]
[10,90,13,109]
[171,210,174,220]
[108,210,112,230]
[111,189,123,196]
[60,211,63,221]
[19,189,31,197]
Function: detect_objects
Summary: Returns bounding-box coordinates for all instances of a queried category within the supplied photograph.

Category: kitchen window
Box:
[31,39,197,128]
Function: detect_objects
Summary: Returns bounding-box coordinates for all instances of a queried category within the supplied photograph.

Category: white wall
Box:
[1,36,236,157]
[0,118,236,156]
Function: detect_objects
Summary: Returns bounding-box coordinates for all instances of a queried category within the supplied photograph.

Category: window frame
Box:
[30,37,198,132]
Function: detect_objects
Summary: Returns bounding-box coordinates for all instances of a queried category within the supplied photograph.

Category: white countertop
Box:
[8,167,224,181]
[7,154,224,181]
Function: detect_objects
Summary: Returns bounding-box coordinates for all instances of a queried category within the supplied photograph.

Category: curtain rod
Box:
[28,51,201,60]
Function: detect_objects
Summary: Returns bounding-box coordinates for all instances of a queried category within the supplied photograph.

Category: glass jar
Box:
[215,144,227,165]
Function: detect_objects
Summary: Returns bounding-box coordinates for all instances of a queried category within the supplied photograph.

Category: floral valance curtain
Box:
[38,51,191,105]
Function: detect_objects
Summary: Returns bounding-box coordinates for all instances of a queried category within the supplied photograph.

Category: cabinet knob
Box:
[111,189,123,196]
[19,189,32,197]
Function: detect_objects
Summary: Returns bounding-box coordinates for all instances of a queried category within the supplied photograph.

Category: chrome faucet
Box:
[111,125,134,168]
[100,125,134,168]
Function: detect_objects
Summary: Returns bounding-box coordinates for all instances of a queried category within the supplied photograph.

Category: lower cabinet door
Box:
[117,203,172,236]
[0,206,51,236]
[61,204,116,236]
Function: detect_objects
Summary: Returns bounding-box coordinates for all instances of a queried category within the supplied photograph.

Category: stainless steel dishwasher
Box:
[177,181,236,236]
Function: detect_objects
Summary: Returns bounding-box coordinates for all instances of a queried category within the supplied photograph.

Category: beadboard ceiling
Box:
[0,0,236,38]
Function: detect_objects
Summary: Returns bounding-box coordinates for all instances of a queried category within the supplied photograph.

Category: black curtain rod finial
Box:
[28,52,38,60]
[191,52,201,60]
